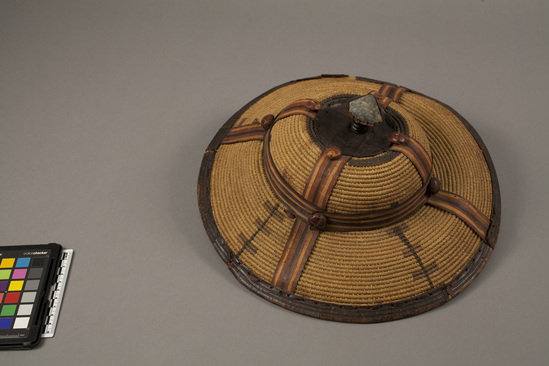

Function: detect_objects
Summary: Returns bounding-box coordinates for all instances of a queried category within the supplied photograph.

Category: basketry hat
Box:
[198,75,500,322]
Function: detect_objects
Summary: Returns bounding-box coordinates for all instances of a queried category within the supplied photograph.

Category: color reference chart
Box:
[0,243,70,349]
[0,256,44,330]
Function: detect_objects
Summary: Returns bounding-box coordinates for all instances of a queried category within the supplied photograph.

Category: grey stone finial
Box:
[349,95,383,127]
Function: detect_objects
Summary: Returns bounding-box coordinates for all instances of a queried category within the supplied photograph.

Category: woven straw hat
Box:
[198,75,500,322]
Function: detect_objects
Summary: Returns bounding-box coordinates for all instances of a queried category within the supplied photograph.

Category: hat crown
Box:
[268,95,430,215]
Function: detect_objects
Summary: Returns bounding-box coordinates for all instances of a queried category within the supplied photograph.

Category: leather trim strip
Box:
[302,149,351,208]
[388,134,432,184]
[263,131,432,231]
[325,193,429,231]
[374,84,407,107]
[221,123,266,144]
[272,147,349,293]
[275,99,322,122]
[379,84,406,102]
[374,95,393,108]
[272,220,319,293]
[219,98,322,146]
[427,190,490,241]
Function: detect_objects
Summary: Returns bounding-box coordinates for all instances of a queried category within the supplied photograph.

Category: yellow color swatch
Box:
[0,258,15,268]
[8,280,24,291]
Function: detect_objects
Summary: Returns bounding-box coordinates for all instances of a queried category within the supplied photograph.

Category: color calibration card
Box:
[0,243,71,349]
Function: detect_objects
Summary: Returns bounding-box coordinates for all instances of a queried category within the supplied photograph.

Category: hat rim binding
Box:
[198,75,501,323]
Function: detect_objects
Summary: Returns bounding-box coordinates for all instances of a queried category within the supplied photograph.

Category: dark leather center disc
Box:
[314,99,396,157]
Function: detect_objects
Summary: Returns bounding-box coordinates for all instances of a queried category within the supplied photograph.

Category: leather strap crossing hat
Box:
[198,75,500,322]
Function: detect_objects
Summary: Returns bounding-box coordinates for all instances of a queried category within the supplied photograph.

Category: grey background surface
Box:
[1,1,548,365]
